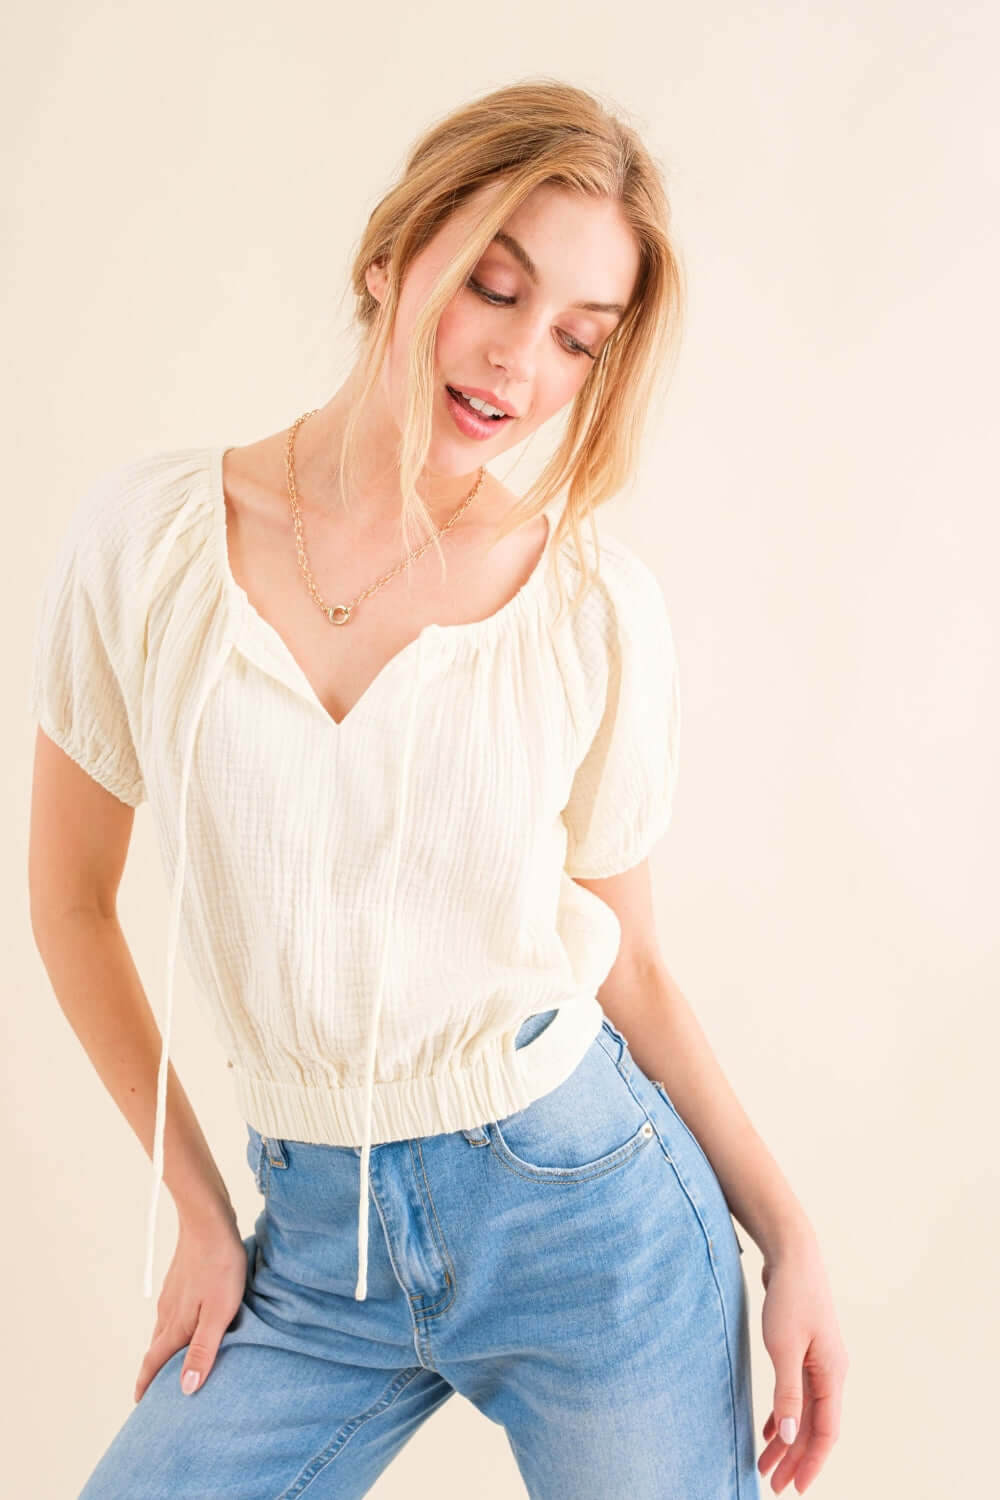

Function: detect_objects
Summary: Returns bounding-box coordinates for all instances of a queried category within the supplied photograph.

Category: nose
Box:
[487,345,532,394]
[487,311,543,392]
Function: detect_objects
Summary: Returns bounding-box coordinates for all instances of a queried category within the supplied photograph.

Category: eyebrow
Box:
[490,230,627,317]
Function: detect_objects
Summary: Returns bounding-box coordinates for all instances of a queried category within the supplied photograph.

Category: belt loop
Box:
[264,1136,288,1168]
[599,1016,631,1071]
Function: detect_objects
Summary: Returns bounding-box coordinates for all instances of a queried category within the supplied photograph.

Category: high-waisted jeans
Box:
[79,1012,760,1498]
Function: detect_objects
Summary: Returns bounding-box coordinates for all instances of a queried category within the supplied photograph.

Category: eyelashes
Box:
[465,277,597,359]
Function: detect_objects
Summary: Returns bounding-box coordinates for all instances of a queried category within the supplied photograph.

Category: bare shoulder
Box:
[482,470,520,512]
[478,470,547,541]
[220,431,289,523]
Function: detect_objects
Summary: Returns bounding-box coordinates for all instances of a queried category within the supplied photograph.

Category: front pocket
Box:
[487,1029,656,1181]
[489,1112,656,1181]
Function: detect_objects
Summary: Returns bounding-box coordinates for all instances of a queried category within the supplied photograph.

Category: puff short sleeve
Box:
[562,546,681,879]
[28,463,147,807]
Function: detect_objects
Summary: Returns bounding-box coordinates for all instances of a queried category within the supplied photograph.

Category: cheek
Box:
[532,365,591,424]
[379,315,411,398]
[433,297,479,370]
[430,292,593,422]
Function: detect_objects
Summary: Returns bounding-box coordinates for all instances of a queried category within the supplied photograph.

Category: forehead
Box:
[448,182,641,306]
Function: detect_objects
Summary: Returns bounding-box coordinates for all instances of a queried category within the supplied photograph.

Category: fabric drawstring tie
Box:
[141,626,427,1305]
[354,630,426,1300]
[143,633,236,1298]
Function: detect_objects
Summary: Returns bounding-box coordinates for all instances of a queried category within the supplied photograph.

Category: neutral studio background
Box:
[4,2,996,1495]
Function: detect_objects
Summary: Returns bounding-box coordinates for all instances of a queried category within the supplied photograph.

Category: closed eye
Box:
[466,277,597,360]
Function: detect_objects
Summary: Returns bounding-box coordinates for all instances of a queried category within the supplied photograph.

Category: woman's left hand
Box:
[756,1231,849,1494]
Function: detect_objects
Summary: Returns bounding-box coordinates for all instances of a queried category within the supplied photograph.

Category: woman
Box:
[28,80,847,1498]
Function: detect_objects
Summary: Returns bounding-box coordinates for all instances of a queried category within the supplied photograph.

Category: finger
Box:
[769,1398,814,1493]
[758,1415,808,1486]
[781,1364,845,1492]
[758,1410,783,1479]
[770,1342,805,1453]
[177,1306,231,1396]
[134,1329,184,1404]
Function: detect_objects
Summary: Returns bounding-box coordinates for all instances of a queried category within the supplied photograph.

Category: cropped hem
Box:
[230,993,605,1146]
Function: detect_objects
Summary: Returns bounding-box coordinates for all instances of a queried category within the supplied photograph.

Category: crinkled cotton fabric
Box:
[28,445,681,1303]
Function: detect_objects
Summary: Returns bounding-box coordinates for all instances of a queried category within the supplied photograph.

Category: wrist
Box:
[173,1182,238,1236]
[758,1212,819,1268]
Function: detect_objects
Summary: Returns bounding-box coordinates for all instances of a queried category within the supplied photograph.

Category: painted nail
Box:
[182,1369,201,1395]
[779,1417,797,1444]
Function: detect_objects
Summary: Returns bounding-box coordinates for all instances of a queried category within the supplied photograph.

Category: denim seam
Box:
[273,1365,426,1498]
[406,1138,458,1320]
[642,1099,744,1497]
[486,1120,654,1183]
[651,1085,716,1181]
[595,1022,622,1066]
[604,1061,744,1496]
[365,1174,440,1371]
[652,1083,745,1253]
[486,1029,652,1182]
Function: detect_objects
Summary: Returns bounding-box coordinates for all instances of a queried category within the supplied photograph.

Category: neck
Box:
[291,370,489,533]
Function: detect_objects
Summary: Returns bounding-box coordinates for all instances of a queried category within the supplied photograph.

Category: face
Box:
[365,182,642,478]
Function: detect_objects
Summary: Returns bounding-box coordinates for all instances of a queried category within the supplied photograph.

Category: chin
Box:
[423,438,493,478]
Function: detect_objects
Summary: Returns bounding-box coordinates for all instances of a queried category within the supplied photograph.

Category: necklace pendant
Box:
[328,604,352,625]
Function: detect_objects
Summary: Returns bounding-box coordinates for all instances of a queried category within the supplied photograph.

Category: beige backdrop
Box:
[6,2,997,1495]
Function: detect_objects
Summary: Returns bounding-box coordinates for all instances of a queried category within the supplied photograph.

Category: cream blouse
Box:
[28,446,681,1302]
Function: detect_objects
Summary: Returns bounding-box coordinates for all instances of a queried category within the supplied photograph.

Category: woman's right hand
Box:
[133,1211,249,1402]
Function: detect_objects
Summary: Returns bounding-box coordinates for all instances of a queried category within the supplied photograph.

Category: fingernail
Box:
[181,1370,201,1395]
[779,1417,797,1443]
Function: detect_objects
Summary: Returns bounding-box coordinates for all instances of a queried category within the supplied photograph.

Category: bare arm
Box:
[28,726,236,1237]
[571,858,814,1261]
[573,858,849,1492]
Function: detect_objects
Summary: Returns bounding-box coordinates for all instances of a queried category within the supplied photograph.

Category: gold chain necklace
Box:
[285,408,487,626]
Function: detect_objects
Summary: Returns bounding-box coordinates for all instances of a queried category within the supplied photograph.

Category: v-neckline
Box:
[211,444,559,731]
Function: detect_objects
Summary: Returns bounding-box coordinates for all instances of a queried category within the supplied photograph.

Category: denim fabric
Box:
[79,1011,759,1498]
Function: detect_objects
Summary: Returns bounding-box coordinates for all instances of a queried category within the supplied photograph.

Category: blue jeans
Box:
[80,1012,760,1498]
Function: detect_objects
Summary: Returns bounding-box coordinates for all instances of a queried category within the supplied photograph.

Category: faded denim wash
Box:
[79,1011,760,1498]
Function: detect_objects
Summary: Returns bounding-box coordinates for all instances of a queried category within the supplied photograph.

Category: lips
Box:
[445,385,511,420]
[444,383,516,441]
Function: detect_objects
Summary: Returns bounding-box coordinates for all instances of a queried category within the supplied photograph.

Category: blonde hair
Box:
[338,77,686,619]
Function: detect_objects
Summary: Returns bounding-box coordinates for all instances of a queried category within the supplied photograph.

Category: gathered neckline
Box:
[208,444,563,730]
